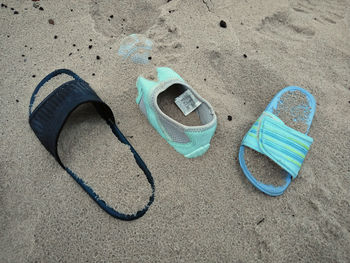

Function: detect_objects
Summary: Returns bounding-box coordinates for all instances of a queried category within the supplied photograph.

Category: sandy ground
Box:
[1,0,350,262]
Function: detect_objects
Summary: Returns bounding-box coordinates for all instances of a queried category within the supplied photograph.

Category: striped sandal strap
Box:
[242,111,313,179]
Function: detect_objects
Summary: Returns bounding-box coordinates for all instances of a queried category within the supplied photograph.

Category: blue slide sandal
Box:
[239,86,316,196]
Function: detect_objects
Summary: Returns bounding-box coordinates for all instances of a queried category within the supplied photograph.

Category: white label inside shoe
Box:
[175,90,202,116]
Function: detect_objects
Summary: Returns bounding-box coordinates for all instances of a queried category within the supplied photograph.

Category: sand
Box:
[1,0,350,262]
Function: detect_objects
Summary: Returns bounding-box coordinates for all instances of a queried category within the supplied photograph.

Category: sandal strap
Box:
[29,69,155,221]
[242,112,313,178]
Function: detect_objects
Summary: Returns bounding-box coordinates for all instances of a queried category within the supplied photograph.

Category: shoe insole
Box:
[244,90,310,186]
[157,84,202,126]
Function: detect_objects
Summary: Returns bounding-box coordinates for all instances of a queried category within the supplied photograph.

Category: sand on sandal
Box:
[1,0,350,262]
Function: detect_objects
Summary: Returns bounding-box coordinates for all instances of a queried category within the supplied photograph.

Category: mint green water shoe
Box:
[136,67,217,158]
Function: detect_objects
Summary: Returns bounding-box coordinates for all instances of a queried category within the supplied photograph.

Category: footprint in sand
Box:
[208,50,286,114]
[89,0,165,38]
[262,0,348,42]
[257,11,315,41]
[147,14,185,63]
[291,0,347,25]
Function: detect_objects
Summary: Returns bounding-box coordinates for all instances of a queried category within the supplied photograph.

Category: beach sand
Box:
[1,0,350,262]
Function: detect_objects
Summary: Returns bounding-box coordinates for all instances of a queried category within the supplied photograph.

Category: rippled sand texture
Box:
[0,0,349,262]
